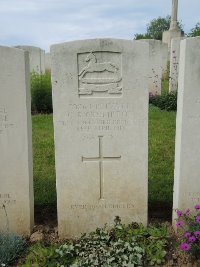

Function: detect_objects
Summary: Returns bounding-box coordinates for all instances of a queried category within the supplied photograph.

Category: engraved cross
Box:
[82,136,121,200]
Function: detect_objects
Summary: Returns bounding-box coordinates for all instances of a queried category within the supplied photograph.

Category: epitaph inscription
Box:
[0,193,16,209]
[0,107,13,134]
[69,203,134,210]
[78,52,122,97]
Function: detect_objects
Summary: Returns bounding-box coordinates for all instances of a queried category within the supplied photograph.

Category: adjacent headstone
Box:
[161,43,169,80]
[139,40,168,95]
[15,45,45,74]
[173,37,200,224]
[0,46,34,235]
[45,52,51,71]
[169,37,185,92]
[51,39,149,238]
[162,0,182,49]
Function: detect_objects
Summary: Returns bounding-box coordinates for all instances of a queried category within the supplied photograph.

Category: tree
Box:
[188,22,200,37]
[146,16,171,40]
[134,15,183,40]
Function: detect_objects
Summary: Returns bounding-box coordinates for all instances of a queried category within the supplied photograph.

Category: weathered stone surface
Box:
[51,39,149,238]
[162,0,182,49]
[169,37,185,92]
[138,39,168,95]
[0,46,34,235]
[163,29,182,50]
[173,37,200,224]
[45,52,51,71]
[161,42,169,80]
[15,45,45,74]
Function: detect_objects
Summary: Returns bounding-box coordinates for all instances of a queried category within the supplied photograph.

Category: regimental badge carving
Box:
[78,52,122,97]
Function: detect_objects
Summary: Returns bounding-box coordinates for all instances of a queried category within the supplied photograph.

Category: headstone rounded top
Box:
[15,45,44,52]
[0,45,26,55]
[51,38,140,50]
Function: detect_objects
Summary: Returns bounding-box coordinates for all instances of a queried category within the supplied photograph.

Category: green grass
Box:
[161,79,169,95]
[148,106,176,209]
[32,106,176,212]
[32,114,56,208]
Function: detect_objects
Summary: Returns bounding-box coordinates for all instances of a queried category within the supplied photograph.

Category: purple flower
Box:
[177,210,183,217]
[194,204,200,210]
[196,215,200,223]
[176,221,183,228]
[194,231,200,237]
[188,236,196,242]
[184,232,191,238]
[185,209,190,216]
[180,243,190,251]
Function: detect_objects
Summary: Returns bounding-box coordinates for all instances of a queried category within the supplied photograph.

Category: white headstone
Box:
[173,37,200,223]
[15,45,45,74]
[169,37,185,92]
[51,39,149,238]
[161,42,169,80]
[0,46,34,235]
[45,52,51,71]
[139,40,168,95]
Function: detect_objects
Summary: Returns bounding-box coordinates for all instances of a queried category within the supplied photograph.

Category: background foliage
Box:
[31,71,53,114]
[134,15,183,40]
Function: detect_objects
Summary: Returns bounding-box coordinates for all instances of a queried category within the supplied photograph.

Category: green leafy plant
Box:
[176,204,200,261]
[31,71,52,114]
[21,242,70,267]
[21,219,169,266]
[0,232,26,266]
[56,224,145,267]
[55,219,169,266]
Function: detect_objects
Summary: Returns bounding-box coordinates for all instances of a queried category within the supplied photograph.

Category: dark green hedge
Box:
[31,71,52,114]
[149,91,177,111]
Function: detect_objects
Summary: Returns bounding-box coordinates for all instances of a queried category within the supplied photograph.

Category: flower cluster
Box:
[176,204,200,258]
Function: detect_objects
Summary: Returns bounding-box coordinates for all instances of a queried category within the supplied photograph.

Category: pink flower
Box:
[194,204,200,210]
[177,210,183,217]
[194,231,200,237]
[180,243,190,251]
[185,209,190,216]
[196,215,200,223]
[176,221,183,228]
[184,232,191,238]
[188,236,196,242]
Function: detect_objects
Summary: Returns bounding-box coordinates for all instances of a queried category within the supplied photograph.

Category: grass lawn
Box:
[32,105,176,217]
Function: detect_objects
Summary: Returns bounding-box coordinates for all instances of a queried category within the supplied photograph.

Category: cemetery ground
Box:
[12,105,196,266]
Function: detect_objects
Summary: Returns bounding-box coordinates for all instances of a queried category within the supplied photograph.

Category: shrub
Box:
[0,232,26,266]
[176,204,200,261]
[149,91,177,111]
[31,71,53,114]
